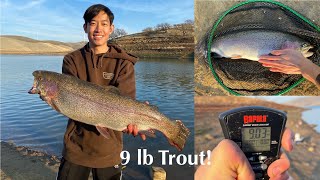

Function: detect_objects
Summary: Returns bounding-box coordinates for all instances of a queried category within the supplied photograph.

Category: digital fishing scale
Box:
[219,106,287,179]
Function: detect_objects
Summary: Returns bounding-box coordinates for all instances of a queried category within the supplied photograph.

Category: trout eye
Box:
[38,77,43,81]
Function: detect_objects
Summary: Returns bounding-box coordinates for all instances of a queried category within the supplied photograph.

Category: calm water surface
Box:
[302,106,320,133]
[1,55,194,179]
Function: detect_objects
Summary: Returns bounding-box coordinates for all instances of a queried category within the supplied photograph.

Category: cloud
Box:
[1,0,84,42]
[16,0,46,10]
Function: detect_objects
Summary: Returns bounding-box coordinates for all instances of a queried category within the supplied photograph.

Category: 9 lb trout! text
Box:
[28,70,190,151]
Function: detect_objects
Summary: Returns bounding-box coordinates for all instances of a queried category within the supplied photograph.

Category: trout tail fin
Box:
[168,120,190,151]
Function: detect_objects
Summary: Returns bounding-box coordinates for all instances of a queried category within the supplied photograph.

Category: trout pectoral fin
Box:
[149,104,159,111]
[46,98,61,113]
[96,125,110,139]
[140,129,156,138]
[51,100,61,113]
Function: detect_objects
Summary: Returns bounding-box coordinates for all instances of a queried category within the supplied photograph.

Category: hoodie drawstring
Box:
[91,52,106,69]
[91,51,95,69]
[100,53,106,68]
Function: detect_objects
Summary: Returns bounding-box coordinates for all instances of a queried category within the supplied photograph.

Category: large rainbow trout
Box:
[211,30,313,61]
[28,70,190,151]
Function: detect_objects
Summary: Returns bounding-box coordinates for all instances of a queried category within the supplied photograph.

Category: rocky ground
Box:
[0,141,60,180]
[0,141,168,180]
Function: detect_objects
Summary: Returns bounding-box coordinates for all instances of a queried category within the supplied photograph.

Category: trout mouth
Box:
[28,86,40,94]
[29,71,42,94]
[28,76,40,94]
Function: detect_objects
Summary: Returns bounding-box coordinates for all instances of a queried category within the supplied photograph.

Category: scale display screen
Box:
[242,127,271,152]
[219,106,287,179]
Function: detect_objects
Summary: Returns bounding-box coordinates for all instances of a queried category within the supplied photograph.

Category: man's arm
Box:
[258,49,320,88]
[299,60,320,88]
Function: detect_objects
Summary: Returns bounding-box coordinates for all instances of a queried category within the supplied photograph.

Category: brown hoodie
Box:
[61,43,138,168]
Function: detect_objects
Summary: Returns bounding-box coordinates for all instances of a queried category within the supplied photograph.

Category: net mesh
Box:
[207,1,320,95]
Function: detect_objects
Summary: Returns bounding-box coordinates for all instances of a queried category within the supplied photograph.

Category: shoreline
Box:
[0,141,175,180]
[1,141,61,180]
[0,52,193,59]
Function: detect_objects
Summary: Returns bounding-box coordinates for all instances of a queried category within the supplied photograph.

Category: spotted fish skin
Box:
[211,30,313,61]
[28,70,190,151]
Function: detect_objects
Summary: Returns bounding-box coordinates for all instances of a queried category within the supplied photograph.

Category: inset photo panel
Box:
[194,0,320,96]
[194,96,320,179]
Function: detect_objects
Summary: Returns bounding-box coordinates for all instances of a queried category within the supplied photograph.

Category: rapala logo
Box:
[244,115,267,124]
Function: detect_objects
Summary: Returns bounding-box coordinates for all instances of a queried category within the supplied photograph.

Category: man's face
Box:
[84,11,114,48]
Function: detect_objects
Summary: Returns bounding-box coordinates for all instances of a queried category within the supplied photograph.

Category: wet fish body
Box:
[29,70,190,151]
[211,30,313,61]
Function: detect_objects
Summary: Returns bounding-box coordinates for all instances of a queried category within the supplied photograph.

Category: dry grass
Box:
[0,36,74,54]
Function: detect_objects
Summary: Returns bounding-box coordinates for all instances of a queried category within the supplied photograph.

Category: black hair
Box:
[83,4,114,24]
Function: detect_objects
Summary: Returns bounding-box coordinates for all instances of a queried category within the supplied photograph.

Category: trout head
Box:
[28,70,59,102]
[282,41,314,58]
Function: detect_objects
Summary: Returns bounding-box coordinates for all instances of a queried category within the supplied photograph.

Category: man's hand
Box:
[123,124,147,140]
[195,139,255,180]
[259,49,308,74]
[122,101,150,141]
[258,49,320,87]
[96,124,147,140]
[195,128,293,180]
[267,128,293,179]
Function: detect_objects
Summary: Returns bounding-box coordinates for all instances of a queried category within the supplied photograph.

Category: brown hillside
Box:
[0,36,74,55]
[110,24,194,58]
[1,24,194,58]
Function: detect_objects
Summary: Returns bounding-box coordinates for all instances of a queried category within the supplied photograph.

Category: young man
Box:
[57,4,142,180]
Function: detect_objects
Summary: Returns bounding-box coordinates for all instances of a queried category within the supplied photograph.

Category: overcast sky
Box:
[0,0,194,42]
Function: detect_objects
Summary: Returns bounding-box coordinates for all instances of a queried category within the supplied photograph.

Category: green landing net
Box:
[207,0,320,96]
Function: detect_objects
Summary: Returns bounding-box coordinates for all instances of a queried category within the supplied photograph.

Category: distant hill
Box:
[195,96,306,111]
[0,35,85,55]
[284,97,320,107]
[0,23,194,58]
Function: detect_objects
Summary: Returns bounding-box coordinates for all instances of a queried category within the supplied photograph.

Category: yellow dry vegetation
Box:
[0,36,73,54]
